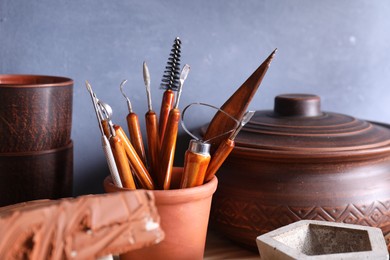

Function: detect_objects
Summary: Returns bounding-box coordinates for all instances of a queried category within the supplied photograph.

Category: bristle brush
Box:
[159,64,190,190]
[159,37,181,144]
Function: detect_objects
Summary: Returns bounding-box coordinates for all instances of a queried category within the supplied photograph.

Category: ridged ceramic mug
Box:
[0,74,73,152]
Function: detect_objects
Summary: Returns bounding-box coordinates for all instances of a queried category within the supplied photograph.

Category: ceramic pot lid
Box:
[235,94,390,152]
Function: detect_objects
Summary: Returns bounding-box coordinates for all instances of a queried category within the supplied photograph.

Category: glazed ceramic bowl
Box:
[0,141,73,207]
[209,94,390,251]
[0,74,73,152]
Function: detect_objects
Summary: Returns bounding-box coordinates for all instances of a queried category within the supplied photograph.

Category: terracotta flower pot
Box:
[104,167,218,260]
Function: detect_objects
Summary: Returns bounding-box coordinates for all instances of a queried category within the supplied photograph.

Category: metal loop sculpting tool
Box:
[180,102,240,188]
[180,102,240,143]
[204,110,255,182]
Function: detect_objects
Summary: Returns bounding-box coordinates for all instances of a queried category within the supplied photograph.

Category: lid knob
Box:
[274,94,322,117]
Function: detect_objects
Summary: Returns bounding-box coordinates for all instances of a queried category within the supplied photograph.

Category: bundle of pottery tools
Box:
[86,37,188,190]
[179,48,277,188]
[86,36,277,190]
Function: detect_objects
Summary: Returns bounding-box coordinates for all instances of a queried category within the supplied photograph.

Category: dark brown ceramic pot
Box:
[0,74,73,152]
[209,94,390,251]
[0,141,73,207]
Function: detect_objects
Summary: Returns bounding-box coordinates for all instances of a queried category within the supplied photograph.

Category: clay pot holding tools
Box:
[0,74,73,206]
[104,167,218,260]
[209,94,390,251]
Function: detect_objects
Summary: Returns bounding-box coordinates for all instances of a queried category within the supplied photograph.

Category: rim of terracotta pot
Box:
[104,170,218,205]
[0,74,73,88]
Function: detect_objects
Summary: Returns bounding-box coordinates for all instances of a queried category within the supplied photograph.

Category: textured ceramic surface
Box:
[104,167,218,260]
[256,220,388,260]
[210,94,390,251]
[0,74,73,152]
[0,141,73,207]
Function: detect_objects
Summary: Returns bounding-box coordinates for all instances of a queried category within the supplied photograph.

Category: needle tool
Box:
[143,61,160,181]
[85,81,122,188]
[90,87,111,139]
[113,124,155,190]
[98,100,136,190]
[120,79,147,166]
[159,64,190,190]
[203,49,277,153]
[204,110,255,183]
[159,37,181,144]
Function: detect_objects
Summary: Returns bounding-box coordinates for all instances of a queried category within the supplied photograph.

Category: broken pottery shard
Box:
[0,191,164,260]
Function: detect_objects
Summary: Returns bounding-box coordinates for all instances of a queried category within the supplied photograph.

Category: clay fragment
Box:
[0,191,164,260]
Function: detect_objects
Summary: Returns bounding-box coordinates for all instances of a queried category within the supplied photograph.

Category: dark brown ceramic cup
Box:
[0,75,73,152]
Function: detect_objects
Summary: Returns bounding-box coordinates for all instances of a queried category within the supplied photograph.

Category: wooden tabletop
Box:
[204,230,260,259]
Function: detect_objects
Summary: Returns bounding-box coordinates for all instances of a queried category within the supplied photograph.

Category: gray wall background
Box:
[1,1,390,195]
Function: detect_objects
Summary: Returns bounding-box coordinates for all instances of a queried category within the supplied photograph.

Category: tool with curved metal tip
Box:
[85,81,122,188]
[203,49,277,153]
[99,101,155,190]
[120,80,147,165]
[143,61,160,182]
[159,64,190,189]
[98,100,136,190]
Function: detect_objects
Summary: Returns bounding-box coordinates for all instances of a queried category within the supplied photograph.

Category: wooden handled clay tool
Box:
[159,64,190,190]
[180,139,211,188]
[158,37,182,144]
[113,125,155,190]
[179,102,239,188]
[93,94,111,139]
[203,49,277,153]
[143,61,160,180]
[119,79,147,166]
[85,81,122,188]
[204,110,255,183]
[98,100,137,190]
